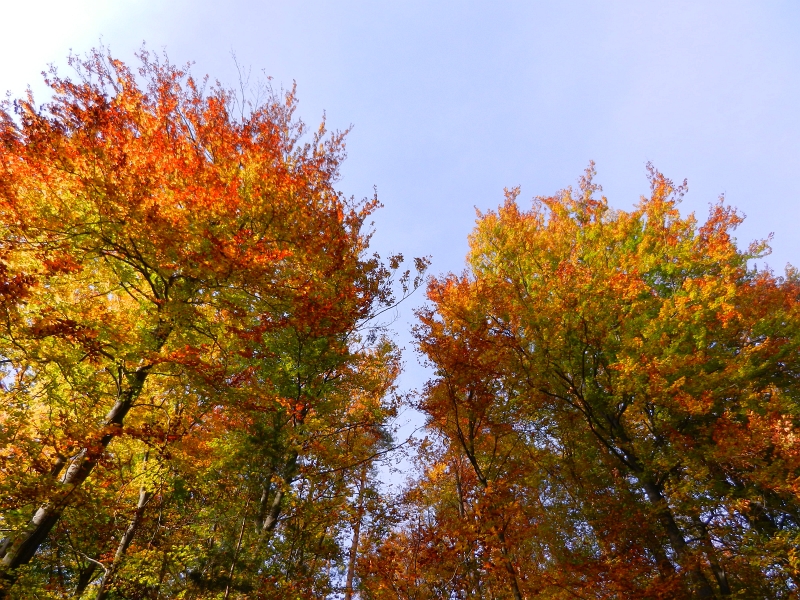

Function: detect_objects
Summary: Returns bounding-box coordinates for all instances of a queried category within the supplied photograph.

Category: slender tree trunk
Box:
[344,464,368,600]
[588,416,716,599]
[453,458,466,518]
[496,527,524,600]
[224,496,250,600]
[261,488,285,536]
[255,478,273,533]
[644,529,679,582]
[94,486,152,600]
[640,479,715,598]
[260,452,298,538]
[452,457,484,597]
[0,364,153,597]
[154,545,169,600]
[74,562,98,596]
[453,430,525,600]
[693,516,730,596]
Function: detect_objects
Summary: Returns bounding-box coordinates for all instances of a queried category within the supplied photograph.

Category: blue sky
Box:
[3,0,799,410]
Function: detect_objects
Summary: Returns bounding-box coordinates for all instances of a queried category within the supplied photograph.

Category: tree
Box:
[0,48,423,598]
[388,165,800,598]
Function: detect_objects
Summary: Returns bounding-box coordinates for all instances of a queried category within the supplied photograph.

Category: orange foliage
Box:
[366,165,800,598]
[0,47,416,598]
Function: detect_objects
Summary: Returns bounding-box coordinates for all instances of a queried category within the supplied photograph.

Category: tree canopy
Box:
[0,48,426,599]
[363,166,800,599]
[0,50,797,599]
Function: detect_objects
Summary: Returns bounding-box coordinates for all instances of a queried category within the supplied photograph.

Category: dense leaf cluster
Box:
[363,167,800,599]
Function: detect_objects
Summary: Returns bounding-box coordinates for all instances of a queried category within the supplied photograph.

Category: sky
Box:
[2,0,799,446]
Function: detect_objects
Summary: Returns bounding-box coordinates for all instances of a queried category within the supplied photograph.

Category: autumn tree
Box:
[0,48,423,598]
[372,166,800,598]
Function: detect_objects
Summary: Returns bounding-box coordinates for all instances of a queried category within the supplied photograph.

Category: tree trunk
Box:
[0,364,152,597]
[640,479,716,598]
[255,477,273,533]
[224,496,250,600]
[74,562,98,596]
[497,527,524,600]
[586,414,716,599]
[453,427,525,600]
[94,486,152,600]
[453,457,466,518]
[260,452,298,538]
[693,516,730,596]
[344,464,368,600]
[0,455,67,561]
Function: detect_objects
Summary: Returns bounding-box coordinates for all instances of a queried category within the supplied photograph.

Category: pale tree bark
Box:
[0,456,66,561]
[259,452,298,538]
[0,365,153,598]
[255,477,273,533]
[224,496,250,600]
[93,486,152,600]
[344,464,369,600]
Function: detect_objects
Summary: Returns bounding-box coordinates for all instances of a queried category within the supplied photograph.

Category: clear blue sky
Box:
[3,0,799,404]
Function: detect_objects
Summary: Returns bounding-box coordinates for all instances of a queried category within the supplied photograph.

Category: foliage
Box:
[0,48,423,598]
[364,165,800,599]
[1,45,797,600]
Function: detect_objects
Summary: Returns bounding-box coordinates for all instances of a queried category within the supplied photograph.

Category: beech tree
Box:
[366,166,800,599]
[3,46,798,600]
[0,49,422,598]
